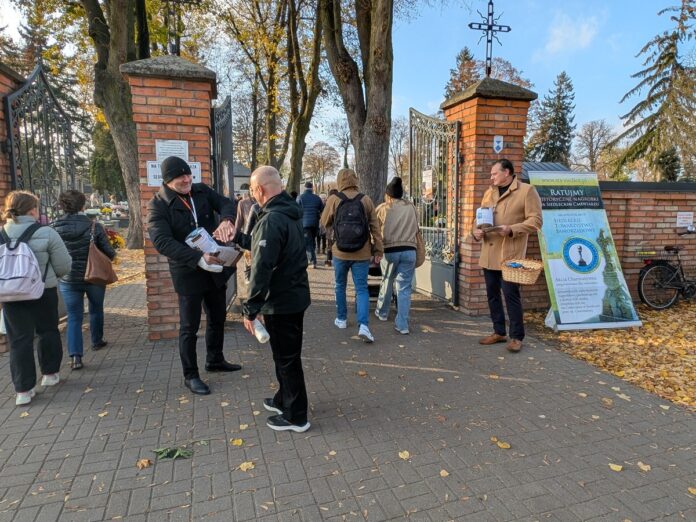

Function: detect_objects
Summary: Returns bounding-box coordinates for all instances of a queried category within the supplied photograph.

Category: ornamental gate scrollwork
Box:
[4,64,76,221]
[409,108,460,304]
[211,95,234,197]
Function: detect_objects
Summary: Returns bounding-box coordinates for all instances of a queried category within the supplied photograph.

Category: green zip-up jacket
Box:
[235,191,310,320]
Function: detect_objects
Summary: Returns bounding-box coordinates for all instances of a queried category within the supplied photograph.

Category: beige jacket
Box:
[473,177,542,270]
[320,169,384,261]
[375,198,419,250]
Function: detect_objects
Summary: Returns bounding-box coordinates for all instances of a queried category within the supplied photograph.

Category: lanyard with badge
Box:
[178,194,198,228]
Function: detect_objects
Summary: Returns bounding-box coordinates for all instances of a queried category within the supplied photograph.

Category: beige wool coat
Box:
[473,177,543,271]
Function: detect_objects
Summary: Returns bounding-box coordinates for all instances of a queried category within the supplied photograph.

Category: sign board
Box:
[422,169,433,200]
[676,211,694,228]
[493,135,504,154]
[147,161,201,187]
[528,171,641,331]
[156,140,189,162]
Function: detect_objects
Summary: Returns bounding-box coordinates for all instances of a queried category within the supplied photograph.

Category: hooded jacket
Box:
[52,214,116,283]
[235,191,310,319]
[320,169,383,261]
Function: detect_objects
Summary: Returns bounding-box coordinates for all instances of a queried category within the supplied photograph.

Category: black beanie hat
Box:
[161,156,191,184]
[386,177,403,199]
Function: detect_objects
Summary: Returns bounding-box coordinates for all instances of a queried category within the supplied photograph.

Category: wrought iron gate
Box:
[409,108,460,304]
[211,95,234,197]
[4,64,76,221]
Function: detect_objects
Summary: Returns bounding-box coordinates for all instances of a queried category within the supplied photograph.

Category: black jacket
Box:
[147,183,236,295]
[236,192,310,319]
[52,214,116,283]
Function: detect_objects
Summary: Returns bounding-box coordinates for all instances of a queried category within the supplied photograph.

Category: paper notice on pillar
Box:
[528,171,641,331]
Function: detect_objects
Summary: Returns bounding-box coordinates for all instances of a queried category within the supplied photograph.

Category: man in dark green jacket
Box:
[235,166,311,432]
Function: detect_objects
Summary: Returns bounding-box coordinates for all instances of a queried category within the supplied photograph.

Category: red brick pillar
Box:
[0,63,25,353]
[121,55,217,340]
[441,78,537,315]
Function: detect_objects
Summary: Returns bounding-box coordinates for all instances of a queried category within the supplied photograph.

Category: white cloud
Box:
[535,12,599,60]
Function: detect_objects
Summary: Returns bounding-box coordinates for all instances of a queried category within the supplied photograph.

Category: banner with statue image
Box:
[528,171,641,331]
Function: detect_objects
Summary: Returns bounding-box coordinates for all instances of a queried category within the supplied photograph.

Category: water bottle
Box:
[252,319,270,344]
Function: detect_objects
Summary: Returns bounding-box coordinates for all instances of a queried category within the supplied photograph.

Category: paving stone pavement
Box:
[0,266,694,522]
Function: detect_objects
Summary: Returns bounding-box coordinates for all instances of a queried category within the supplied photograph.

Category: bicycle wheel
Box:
[638,263,680,310]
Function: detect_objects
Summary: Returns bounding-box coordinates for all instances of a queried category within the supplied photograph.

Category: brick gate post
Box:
[120,55,217,341]
[441,78,536,315]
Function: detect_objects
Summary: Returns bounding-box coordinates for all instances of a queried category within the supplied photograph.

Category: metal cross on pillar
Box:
[468,0,511,77]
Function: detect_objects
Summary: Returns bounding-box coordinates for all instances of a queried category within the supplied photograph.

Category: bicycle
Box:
[637,227,696,310]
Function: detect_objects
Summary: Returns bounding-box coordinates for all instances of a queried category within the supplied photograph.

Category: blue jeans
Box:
[333,259,369,327]
[59,281,106,356]
[376,250,416,331]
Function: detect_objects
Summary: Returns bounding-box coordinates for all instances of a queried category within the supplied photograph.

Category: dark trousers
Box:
[304,226,318,265]
[4,287,63,392]
[316,232,326,253]
[178,286,227,379]
[264,311,308,425]
[483,268,524,341]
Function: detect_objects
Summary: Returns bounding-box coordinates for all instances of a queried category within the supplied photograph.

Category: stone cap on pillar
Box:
[440,77,537,110]
[120,55,217,98]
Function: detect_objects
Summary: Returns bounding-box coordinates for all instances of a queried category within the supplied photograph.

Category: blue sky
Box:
[390,0,687,130]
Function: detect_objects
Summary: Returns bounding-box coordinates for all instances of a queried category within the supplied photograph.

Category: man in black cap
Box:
[297,181,324,269]
[147,156,240,395]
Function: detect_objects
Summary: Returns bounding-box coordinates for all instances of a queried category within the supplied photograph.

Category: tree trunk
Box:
[287,124,307,194]
[251,75,259,171]
[82,0,143,249]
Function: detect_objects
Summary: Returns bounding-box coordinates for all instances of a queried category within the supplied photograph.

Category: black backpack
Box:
[334,192,369,252]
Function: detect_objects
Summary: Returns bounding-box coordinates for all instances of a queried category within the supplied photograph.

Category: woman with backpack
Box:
[374,177,419,334]
[1,191,72,406]
[53,190,116,370]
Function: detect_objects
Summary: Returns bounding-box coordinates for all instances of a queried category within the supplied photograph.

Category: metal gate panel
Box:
[4,64,76,221]
[408,108,460,304]
[211,95,233,197]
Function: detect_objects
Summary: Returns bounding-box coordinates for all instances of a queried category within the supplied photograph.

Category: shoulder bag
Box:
[85,222,118,285]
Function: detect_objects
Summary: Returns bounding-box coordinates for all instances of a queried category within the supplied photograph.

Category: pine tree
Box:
[655,147,682,181]
[90,121,125,196]
[612,1,696,175]
[444,46,532,99]
[525,71,576,166]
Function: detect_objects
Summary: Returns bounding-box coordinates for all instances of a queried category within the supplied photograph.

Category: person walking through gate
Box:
[375,177,419,335]
[472,159,542,353]
[235,166,311,432]
[235,191,257,283]
[147,156,240,395]
[53,190,116,370]
[1,191,72,406]
[298,181,324,269]
[320,168,383,343]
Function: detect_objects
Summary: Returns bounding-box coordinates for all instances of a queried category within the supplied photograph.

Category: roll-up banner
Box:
[528,171,642,331]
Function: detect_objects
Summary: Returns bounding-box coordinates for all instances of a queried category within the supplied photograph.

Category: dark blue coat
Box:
[298,189,324,228]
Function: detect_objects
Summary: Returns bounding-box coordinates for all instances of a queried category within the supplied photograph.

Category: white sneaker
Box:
[394,326,410,335]
[374,310,388,322]
[358,324,374,343]
[41,374,60,387]
[334,318,347,329]
[16,389,35,406]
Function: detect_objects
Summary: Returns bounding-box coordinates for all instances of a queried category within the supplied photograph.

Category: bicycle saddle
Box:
[664,245,684,253]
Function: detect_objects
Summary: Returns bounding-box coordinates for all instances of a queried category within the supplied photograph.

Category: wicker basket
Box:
[501,258,544,285]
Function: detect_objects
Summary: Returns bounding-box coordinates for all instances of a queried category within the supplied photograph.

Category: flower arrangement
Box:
[106,229,126,250]
[100,207,112,215]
